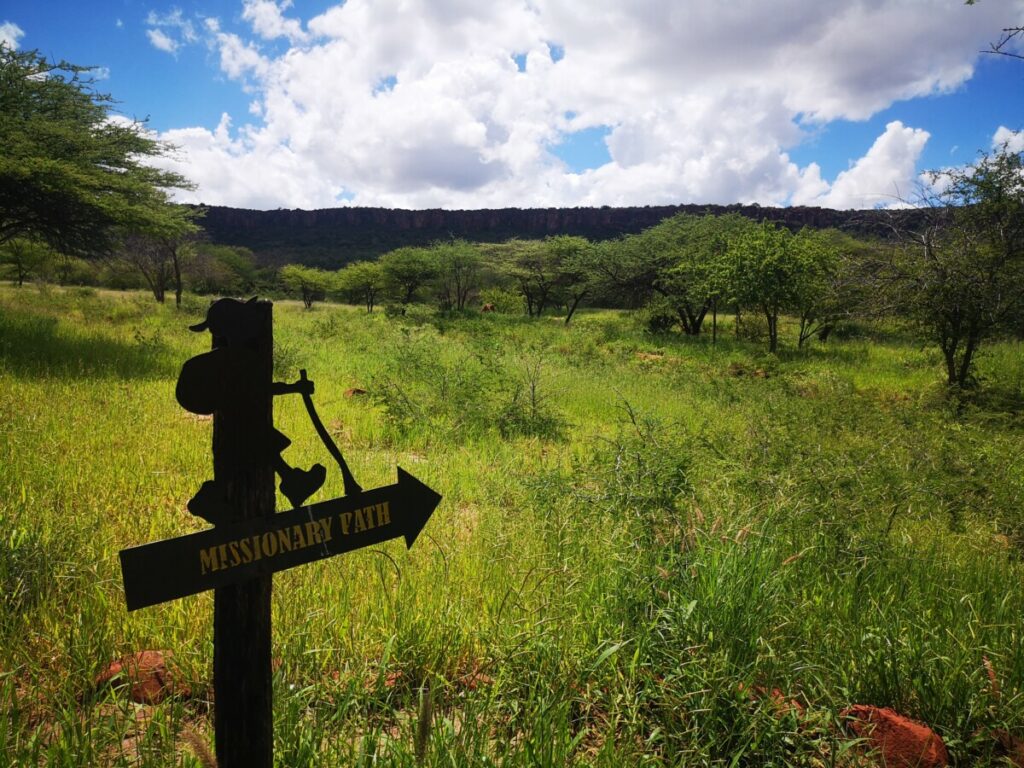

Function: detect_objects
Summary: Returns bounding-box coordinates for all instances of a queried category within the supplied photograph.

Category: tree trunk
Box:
[765,308,778,353]
[956,330,980,387]
[564,292,585,325]
[172,248,182,308]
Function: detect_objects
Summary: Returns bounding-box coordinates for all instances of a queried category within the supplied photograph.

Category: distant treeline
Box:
[195,203,927,268]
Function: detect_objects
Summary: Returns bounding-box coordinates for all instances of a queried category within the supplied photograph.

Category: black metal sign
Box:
[120,467,439,610]
[115,298,441,768]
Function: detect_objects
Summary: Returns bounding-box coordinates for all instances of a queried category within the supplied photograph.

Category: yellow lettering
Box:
[228,541,241,568]
[251,535,263,561]
[355,508,367,532]
[340,513,352,534]
[292,524,307,549]
[240,537,253,564]
[318,517,333,542]
[304,520,321,546]
[377,501,391,527]
[262,532,278,557]
[217,544,228,566]
[276,528,293,553]
[200,546,220,575]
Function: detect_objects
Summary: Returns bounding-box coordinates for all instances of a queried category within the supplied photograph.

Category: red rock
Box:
[842,705,948,768]
[991,730,1024,767]
[481,303,496,312]
[344,387,368,398]
[95,650,187,704]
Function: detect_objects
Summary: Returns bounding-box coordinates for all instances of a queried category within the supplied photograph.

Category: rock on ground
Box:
[843,705,948,768]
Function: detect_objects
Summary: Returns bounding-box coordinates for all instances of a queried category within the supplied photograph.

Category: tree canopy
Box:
[0,46,194,257]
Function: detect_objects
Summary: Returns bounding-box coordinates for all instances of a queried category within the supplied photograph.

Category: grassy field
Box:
[2,284,1024,766]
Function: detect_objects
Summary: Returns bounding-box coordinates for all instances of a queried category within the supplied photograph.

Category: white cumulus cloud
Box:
[147,28,178,54]
[242,0,308,43]
[1,20,24,49]
[796,121,931,209]
[146,8,198,55]
[993,126,1024,154]
[146,0,1024,210]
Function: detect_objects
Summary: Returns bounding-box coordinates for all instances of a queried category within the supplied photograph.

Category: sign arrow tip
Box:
[396,466,441,549]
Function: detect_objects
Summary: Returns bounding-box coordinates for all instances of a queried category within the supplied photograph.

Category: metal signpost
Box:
[117,298,441,767]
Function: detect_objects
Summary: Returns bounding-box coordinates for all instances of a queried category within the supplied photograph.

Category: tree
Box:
[379,247,437,304]
[0,237,52,286]
[505,239,559,317]
[0,46,194,256]
[544,235,595,325]
[117,203,201,305]
[727,221,801,353]
[432,240,482,311]
[597,213,754,337]
[887,144,1024,387]
[336,260,385,312]
[186,244,257,296]
[279,264,330,309]
[791,229,881,348]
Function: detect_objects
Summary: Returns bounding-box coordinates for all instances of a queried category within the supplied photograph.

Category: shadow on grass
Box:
[0,311,177,380]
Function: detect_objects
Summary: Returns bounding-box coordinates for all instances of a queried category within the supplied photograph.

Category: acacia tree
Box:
[336,260,385,312]
[505,239,559,317]
[543,235,595,325]
[0,238,52,286]
[0,47,193,256]
[727,220,801,353]
[117,203,201,305]
[888,145,1024,387]
[279,264,330,309]
[789,229,839,347]
[379,247,437,304]
[596,214,754,337]
[432,240,481,311]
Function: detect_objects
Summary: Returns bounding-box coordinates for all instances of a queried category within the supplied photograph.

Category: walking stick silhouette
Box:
[298,369,363,496]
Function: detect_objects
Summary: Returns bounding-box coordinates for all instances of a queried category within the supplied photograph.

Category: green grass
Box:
[2,285,1023,766]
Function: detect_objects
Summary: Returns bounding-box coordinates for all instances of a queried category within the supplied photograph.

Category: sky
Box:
[3,0,1024,211]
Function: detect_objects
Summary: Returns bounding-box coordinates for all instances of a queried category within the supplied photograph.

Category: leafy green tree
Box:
[789,229,838,347]
[505,239,559,317]
[0,46,193,256]
[0,237,53,286]
[117,204,201,305]
[888,144,1024,386]
[432,240,482,311]
[279,264,330,309]
[544,235,595,325]
[597,214,755,336]
[336,260,385,312]
[185,244,257,296]
[727,220,801,353]
[379,247,437,304]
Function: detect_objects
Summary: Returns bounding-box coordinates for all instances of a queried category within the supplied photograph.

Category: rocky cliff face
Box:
[196,203,906,268]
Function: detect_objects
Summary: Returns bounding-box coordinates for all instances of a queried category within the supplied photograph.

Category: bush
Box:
[640,300,678,334]
[478,286,525,314]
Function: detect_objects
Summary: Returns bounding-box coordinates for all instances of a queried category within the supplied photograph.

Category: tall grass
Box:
[1,286,1023,765]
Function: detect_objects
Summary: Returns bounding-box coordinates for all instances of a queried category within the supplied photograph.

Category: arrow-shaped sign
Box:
[119,467,440,611]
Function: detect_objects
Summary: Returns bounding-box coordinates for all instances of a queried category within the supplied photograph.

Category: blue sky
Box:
[3,1,1023,210]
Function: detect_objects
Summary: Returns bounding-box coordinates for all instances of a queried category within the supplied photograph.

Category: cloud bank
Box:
[144,0,1024,210]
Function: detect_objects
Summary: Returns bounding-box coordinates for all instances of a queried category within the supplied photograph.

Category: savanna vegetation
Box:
[2,284,1024,766]
[3,39,1024,768]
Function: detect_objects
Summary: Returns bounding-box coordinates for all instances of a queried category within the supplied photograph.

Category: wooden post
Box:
[212,301,274,768]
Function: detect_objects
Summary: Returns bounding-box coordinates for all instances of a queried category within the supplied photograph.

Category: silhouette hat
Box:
[189,297,263,344]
